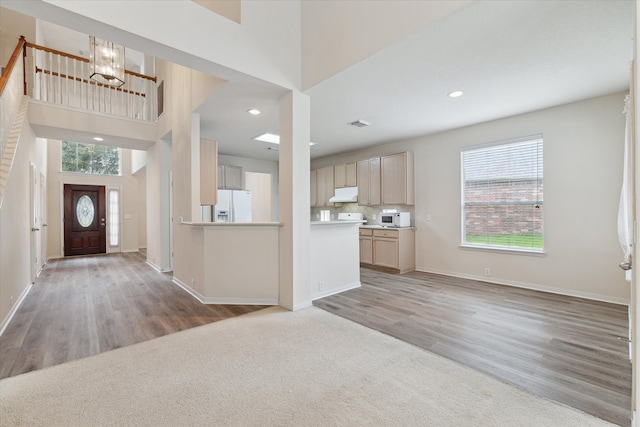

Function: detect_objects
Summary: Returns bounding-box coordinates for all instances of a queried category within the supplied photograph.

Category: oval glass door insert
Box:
[76,195,95,227]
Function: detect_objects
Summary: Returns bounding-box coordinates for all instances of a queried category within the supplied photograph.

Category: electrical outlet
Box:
[319,281,325,291]
[425,214,432,221]
[484,268,491,277]
[372,214,377,220]
[10,296,14,306]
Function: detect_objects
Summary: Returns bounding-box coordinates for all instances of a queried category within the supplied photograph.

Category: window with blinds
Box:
[461,135,543,251]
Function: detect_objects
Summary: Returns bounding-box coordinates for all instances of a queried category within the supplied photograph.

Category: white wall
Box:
[0,121,47,328]
[46,141,142,257]
[145,138,172,272]
[301,0,470,90]
[313,92,629,304]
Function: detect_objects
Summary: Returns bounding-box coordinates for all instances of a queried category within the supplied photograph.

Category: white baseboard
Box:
[0,282,32,338]
[311,281,361,301]
[171,277,277,306]
[291,301,313,311]
[415,267,630,306]
[146,260,162,273]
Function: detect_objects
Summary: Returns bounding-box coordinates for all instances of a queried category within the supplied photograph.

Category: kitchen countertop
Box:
[311,220,365,226]
[182,221,283,227]
[360,225,415,229]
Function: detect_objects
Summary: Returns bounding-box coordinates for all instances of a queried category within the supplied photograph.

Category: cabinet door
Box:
[224,166,243,190]
[334,163,346,188]
[310,169,317,207]
[381,153,407,205]
[373,237,399,269]
[345,162,357,187]
[360,237,373,264]
[200,139,218,205]
[217,165,225,189]
[369,157,381,205]
[316,166,334,206]
[357,160,370,205]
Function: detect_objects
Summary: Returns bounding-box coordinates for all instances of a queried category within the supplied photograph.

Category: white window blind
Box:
[461,135,543,251]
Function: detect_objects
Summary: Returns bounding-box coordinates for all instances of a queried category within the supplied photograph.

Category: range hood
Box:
[329,186,358,203]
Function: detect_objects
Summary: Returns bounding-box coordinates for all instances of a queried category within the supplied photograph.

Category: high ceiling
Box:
[4,1,635,161]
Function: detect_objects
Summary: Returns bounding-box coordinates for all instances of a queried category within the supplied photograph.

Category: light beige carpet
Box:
[0,306,615,426]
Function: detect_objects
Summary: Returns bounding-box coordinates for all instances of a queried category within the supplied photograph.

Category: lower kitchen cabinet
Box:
[359,227,415,273]
[359,231,373,264]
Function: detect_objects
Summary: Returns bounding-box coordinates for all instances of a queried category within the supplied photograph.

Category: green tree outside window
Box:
[61,141,120,175]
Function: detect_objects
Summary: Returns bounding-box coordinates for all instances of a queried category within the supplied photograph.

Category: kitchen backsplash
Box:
[311,203,416,226]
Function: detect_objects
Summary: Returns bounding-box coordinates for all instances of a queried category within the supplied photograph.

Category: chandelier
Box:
[89,36,125,87]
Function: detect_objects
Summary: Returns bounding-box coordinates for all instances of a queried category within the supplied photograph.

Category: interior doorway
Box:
[245,172,272,222]
[63,184,106,256]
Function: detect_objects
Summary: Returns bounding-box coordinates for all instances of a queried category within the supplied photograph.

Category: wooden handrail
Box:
[0,36,27,96]
[25,40,157,82]
[35,67,147,97]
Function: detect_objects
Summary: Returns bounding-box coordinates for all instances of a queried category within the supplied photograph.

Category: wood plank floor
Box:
[0,252,267,380]
[314,268,632,427]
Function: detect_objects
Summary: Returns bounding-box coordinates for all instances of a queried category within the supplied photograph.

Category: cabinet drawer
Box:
[359,228,373,236]
[373,229,398,239]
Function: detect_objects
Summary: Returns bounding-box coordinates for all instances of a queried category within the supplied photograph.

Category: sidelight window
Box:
[461,135,543,252]
[109,189,120,247]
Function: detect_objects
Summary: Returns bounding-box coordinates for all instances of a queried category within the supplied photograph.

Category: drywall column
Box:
[632,0,639,420]
[191,113,201,220]
[278,90,311,310]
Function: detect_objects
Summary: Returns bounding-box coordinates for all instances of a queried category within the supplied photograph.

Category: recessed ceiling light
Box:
[247,109,261,115]
[253,133,316,146]
[448,91,464,98]
[93,137,104,141]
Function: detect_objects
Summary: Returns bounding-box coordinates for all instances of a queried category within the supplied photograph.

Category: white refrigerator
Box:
[214,190,252,222]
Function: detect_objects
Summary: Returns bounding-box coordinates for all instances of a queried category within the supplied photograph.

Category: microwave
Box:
[380,212,410,228]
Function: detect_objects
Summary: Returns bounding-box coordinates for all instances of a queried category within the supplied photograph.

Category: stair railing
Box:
[0,36,27,167]
[24,39,157,122]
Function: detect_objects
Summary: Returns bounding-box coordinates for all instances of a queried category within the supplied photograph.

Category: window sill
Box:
[459,244,546,257]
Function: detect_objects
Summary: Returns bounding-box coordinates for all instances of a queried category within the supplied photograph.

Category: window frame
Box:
[60,141,122,176]
[460,135,545,255]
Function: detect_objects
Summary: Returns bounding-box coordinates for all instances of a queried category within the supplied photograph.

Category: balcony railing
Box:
[24,40,157,122]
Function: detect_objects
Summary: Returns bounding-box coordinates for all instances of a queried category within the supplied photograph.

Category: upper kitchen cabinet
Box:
[334,162,357,188]
[357,157,381,206]
[200,139,218,205]
[310,169,317,207]
[311,165,335,207]
[218,165,243,190]
[381,152,414,205]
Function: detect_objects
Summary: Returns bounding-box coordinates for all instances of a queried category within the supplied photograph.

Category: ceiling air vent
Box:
[350,119,371,128]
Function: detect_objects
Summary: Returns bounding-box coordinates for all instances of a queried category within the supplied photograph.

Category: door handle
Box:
[619,261,632,271]
[31,228,40,232]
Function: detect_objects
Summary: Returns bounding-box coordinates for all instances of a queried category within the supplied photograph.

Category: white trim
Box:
[171,277,277,306]
[415,267,630,306]
[289,301,313,311]
[459,244,546,257]
[201,297,278,305]
[311,281,361,301]
[121,249,139,253]
[172,277,205,303]
[0,283,32,338]
[146,259,162,273]
[146,259,172,273]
